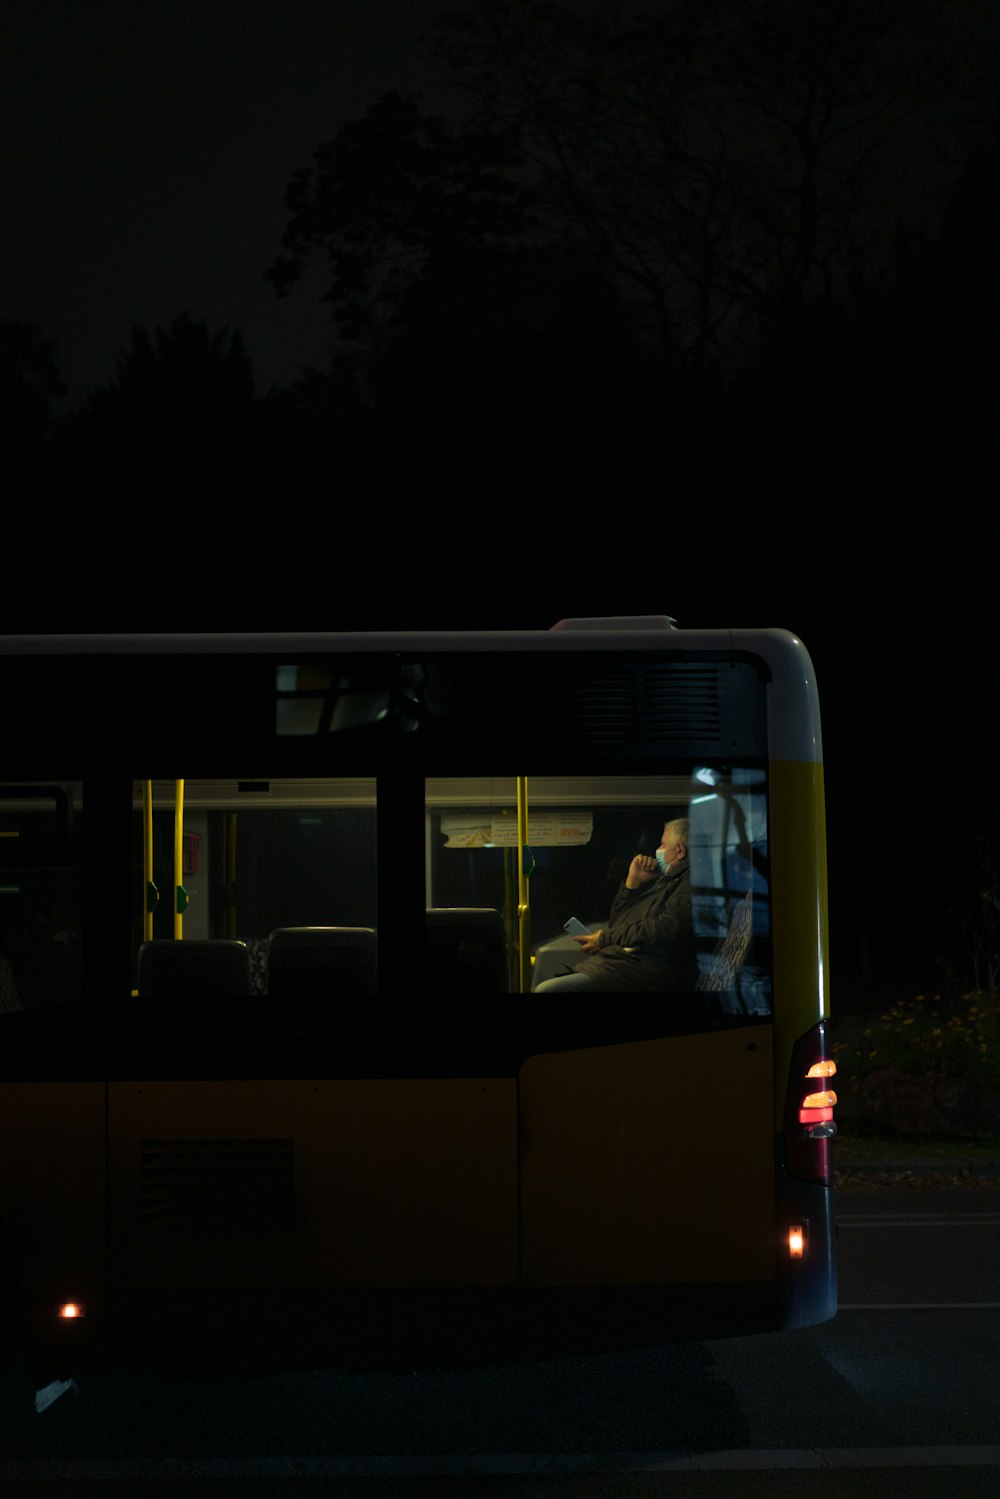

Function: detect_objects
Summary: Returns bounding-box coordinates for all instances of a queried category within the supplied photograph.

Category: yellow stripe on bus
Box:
[768,758,829,1129]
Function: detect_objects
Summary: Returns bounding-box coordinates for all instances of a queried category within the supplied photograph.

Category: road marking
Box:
[3,1448,1000,1477]
[839,1213,1000,1227]
[839,1302,1000,1310]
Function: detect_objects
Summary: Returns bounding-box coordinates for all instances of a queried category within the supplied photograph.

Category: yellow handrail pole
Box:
[516,775,531,993]
[174,778,186,939]
[143,780,154,942]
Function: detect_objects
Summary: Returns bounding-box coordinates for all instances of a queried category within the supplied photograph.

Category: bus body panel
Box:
[766,756,834,1328]
[776,1178,837,1329]
[0,1082,105,1345]
[107,1078,518,1292]
[520,1028,776,1285]
[768,757,830,1125]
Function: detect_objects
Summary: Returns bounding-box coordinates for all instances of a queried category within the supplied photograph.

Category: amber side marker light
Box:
[57,1302,86,1319]
[788,1226,806,1260]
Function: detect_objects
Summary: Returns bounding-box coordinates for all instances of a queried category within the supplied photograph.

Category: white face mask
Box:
[655,848,672,876]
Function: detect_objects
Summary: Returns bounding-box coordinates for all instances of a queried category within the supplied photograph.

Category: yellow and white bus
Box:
[0,619,835,1382]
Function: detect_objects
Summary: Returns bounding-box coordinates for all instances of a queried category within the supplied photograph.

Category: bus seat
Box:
[266,926,377,995]
[426,908,509,993]
[243,937,269,995]
[137,939,251,997]
[695,890,754,1011]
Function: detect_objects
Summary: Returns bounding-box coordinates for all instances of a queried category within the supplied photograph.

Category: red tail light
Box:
[783,1021,837,1185]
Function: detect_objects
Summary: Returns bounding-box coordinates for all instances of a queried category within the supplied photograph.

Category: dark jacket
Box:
[574,860,696,993]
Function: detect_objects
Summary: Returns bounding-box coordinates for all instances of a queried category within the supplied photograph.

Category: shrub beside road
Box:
[832,990,1000,1186]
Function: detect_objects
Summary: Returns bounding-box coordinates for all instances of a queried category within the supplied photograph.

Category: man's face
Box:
[658,825,684,864]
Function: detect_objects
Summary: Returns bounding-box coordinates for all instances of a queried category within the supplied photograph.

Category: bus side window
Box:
[0,951,21,1011]
[132,781,378,997]
[1,784,83,1013]
[0,873,83,1010]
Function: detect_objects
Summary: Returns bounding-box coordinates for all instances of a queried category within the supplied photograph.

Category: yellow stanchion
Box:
[174,778,188,939]
[143,780,156,943]
[517,775,531,994]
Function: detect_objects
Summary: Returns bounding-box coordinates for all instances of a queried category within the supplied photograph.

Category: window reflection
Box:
[0,783,83,1012]
[275,662,449,735]
[688,767,771,1015]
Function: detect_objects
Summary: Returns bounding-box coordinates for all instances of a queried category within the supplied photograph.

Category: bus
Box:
[0,619,836,1389]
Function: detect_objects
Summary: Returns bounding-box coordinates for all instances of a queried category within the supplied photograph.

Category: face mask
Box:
[655,849,672,876]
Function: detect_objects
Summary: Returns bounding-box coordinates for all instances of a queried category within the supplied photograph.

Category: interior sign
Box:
[442,813,593,848]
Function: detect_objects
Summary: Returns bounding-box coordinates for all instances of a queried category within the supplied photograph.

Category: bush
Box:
[834,991,1000,1089]
[834,992,1000,1139]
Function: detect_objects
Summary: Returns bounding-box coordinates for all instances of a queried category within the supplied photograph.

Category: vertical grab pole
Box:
[516,775,531,994]
[174,778,187,939]
[143,780,155,942]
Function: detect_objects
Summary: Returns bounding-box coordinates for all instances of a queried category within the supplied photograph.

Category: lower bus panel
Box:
[776,1178,838,1331]
[22,1282,782,1380]
[3,1022,835,1381]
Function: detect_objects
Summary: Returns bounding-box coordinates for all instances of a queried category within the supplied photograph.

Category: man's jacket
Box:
[573,860,697,993]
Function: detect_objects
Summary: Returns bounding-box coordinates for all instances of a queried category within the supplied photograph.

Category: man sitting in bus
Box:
[534,819,696,993]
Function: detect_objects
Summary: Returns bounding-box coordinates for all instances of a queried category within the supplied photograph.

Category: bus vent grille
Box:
[559,665,722,745]
[141,1139,294,1235]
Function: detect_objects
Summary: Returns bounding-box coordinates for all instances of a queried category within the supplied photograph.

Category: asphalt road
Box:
[2,1186,999,1496]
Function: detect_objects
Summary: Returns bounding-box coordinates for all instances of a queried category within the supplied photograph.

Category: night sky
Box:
[4,0,456,401]
[3,1,998,1009]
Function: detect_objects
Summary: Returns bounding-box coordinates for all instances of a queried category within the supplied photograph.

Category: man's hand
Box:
[573,929,603,954]
[625,853,658,889]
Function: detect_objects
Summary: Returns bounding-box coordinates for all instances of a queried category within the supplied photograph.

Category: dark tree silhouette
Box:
[263,0,995,553]
[266,91,535,350]
[434,0,965,367]
[724,112,1000,506]
[255,359,370,496]
[85,313,255,416]
[266,87,692,495]
[0,320,67,491]
[61,313,261,499]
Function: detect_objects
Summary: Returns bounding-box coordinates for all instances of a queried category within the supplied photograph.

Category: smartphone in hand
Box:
[563,917,589,937]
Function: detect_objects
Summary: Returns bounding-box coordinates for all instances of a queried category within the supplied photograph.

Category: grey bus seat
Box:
[137,939,251,997]
[266,926,377,995]
[426,908,509,993]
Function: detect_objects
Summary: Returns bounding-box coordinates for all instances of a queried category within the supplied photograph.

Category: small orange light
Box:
[788,1226,805,1259]
[58,1302,85,1320]
[807,1060,837,1078]
[801,1089,838,1111]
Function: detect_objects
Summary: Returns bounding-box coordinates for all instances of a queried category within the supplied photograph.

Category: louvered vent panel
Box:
[643,667,722,740]
[562,670,641,742]
[141,1139,294,1234]
[559,664,722,746]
